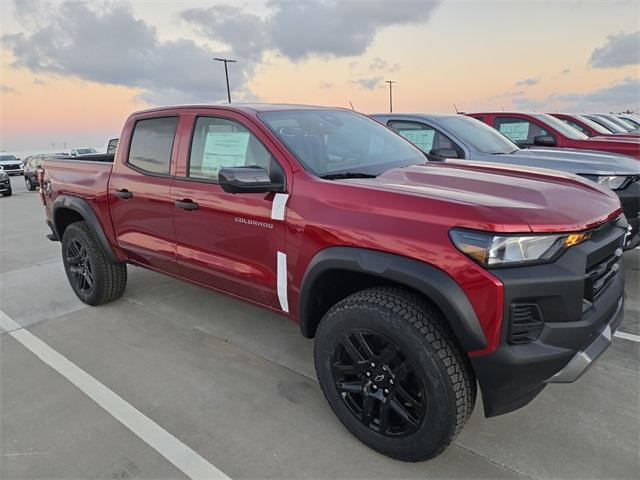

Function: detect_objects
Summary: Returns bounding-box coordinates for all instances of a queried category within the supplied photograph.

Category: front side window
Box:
[259,110,425,177]
[189,117,282,181]
[495,117,550,145]
[562,119,591,136]
[128,117,178,175]
[387,121,464,157]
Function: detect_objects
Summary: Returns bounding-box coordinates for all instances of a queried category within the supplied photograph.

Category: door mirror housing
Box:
[218,166,285,194]
[430,148,459,159]
[533,134,556,147]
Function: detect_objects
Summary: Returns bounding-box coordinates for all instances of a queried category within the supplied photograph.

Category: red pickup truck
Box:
[40,104,627,461]
[468,112,640,159]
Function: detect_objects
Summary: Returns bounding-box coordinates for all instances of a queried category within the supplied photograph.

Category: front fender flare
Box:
[299,247,487,352]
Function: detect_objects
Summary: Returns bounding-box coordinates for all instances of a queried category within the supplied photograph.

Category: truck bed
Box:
[42,158,113,199]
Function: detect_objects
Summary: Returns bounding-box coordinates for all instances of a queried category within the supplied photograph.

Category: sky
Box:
[0,0,639,151]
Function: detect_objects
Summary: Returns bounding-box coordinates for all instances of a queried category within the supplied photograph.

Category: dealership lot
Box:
[1,179,639,479]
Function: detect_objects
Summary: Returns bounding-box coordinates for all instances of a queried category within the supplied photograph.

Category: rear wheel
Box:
[61,221,127,305]
[314,287,476,461]
[25,176,36,191]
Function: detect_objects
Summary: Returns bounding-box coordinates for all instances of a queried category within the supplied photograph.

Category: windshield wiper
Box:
[320,172,378,180]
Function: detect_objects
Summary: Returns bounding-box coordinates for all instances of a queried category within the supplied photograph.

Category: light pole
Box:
[385,80,395,113]
[214,57,237,103]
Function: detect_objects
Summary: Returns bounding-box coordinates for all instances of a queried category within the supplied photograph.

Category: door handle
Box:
[115,189,133,199]
[175,199,199,211]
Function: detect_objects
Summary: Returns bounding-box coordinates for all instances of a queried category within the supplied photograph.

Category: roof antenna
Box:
[501,106,505,111]
[349,100,355,111]
[453,103,459,113]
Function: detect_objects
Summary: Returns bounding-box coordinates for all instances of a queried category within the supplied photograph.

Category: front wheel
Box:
[61,221,127,305]
[314,287,476,462]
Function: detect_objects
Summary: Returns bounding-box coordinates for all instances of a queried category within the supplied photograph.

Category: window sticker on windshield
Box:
[499,122,530,141]
[202,131,250,175]
[399,130,435,153]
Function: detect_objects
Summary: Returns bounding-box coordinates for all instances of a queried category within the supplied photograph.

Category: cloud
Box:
[515,76,541,87]
[318,81,334,89]
[3,0,255,104]
[351,76,384,90]
[509,78,640,112]
[368,57,400,72]
[182,0,440,62]
[561,68,571,74]
[0,84,17,93]
[589,31,640,68]
[553,77,639,110]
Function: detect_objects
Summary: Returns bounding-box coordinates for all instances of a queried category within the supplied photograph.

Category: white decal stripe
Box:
[277,251,289,313]
[271,193,289,221]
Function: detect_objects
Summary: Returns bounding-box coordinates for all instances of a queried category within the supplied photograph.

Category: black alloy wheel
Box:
[331,331,427,437]
[65,238,94,293]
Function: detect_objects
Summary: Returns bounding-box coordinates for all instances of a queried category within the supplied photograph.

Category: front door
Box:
[171,113,289,310]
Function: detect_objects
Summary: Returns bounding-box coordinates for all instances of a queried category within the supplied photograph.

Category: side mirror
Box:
[218,166,285,194]
[533,134,556,147]
[430,148,459,159]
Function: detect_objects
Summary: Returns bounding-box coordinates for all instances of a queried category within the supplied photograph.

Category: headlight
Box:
[581,174,632,190]
[449,228,591,267]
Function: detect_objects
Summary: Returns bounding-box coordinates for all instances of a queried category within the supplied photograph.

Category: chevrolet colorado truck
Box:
[40,104,628,462]
[467,112,640,159]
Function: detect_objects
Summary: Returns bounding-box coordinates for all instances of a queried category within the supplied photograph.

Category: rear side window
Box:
[188,116,282,181]
[494,117,549,145]
[128,117,178,175]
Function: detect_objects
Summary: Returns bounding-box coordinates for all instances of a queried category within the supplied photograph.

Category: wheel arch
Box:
[298,246,487,352]
[52,195,118,262]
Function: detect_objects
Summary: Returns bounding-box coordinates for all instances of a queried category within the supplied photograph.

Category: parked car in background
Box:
[0,171,11,196]
[550,113,640,140]
[372,113,640,248]
[583,114,639,135]
[467,112,640,159]
[106,138,119,154]
[0,154,24,175]
[591,114,640,133]
[70,147,98,157]
[40,104,628,461]
[616,114,640,129]
[23,154,50,190]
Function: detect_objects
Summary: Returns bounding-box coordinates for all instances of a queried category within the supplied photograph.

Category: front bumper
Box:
[470,216,627,417]
[0,180,11,192]
[0,168,24,176]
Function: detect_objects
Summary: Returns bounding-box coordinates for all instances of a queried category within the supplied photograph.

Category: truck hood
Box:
[347,162,621,233]
[508,148,640,175]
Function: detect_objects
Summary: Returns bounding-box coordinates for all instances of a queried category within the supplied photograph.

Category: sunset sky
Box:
[1,0,639,151]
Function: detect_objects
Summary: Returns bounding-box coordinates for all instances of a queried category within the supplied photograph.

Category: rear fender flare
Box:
[52,195,118,262]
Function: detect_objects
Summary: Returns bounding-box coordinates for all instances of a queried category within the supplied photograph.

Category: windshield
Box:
[586,115,626,133]
[76,148,98,155]
[437,115,518,154]
[534,114,589,140]
[0,155,18,161]
[599,114,635,132]
[573,115,611,134]
[259,110,425,177]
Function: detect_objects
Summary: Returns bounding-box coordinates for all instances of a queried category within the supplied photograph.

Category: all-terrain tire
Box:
[25,176,36,191]
[61,221,127,305]
[314,287,476,462]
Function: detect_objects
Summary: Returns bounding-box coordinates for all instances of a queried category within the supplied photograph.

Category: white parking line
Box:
[0,310,230,480]
[614,330,640,343]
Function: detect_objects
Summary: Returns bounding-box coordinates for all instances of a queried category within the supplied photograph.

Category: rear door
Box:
[171,111,291,310]
[109,115,180,274]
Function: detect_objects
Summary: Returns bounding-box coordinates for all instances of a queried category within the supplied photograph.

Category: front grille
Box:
[2,164,20,170]
[509,304,544,344]
[584,251,622,302]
